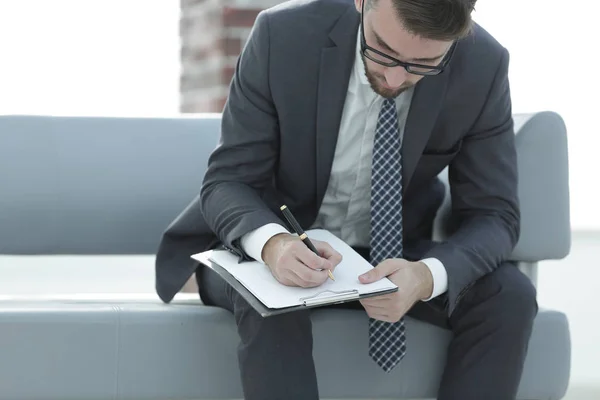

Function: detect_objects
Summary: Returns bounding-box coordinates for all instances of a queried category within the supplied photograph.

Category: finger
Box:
[280,266,312,288]
[295,242,334,271]
[364,309,393,322]
[359,299,388,309]
[361,294,394,307]
[290,260,328,287]
[314,240,343,270]
[272,264,303,287]
[359,259,400,283]
[275,253,322,287]
[273,259,303,286]
[276,273,298,287]
[291,268,328,288]
[363,292,394,302]
[375,315,395,323]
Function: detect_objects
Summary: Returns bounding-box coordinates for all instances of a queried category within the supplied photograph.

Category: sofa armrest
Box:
[433,111,571,264]
[511,111,571,261]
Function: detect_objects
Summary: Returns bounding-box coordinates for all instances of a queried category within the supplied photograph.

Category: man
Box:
[155,0,538,399]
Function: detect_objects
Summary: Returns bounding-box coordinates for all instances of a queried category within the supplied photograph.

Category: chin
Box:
[367,74,410,98]
[374,84,409,99]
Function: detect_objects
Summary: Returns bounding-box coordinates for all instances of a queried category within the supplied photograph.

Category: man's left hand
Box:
[358,259,434,323]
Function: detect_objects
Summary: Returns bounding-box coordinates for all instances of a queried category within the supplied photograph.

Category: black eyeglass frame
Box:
[359,1,457,76]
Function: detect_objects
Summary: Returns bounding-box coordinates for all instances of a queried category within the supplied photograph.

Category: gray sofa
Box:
[0,112,571,399]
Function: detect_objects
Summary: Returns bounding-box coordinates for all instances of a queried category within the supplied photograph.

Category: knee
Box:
[489,266,538,329]
[230,291,312,339]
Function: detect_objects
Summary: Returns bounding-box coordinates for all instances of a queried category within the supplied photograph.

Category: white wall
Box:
[0,0,180,116]
[0,0,597,229]
[472,1,599,231]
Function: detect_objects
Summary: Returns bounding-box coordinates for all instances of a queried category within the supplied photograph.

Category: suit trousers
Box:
[196,251,538,400]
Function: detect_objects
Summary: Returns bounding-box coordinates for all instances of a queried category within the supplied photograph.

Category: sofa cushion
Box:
[0,115,221,255]
[0,299,570,400]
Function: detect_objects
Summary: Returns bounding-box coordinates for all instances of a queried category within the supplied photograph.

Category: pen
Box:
[280,205,335,281]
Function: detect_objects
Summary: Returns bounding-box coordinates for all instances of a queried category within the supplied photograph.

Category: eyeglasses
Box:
[359,1,456,76]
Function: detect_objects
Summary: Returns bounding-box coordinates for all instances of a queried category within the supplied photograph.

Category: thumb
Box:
[359,260,397,283]
[358,263,391,283]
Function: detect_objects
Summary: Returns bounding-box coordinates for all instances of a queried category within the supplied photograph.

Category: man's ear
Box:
[355,0,363,13]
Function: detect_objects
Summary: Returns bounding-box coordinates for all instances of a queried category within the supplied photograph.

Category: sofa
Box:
[0,112,571,399]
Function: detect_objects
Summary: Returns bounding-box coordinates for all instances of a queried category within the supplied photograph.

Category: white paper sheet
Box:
[197,229,397,309]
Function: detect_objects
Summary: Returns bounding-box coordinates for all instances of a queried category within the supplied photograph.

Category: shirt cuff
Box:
[419,257,448,301]
[240,223,289,263]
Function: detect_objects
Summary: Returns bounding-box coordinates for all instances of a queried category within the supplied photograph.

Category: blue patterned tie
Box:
[368,98,407,372]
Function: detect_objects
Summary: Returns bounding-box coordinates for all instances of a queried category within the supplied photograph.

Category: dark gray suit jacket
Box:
[155,0,519,316]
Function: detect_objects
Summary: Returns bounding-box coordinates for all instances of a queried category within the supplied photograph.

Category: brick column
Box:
[178,0,286,294]
[180,0,286,113]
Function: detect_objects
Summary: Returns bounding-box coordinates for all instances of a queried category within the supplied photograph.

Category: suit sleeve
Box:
[423,48,520,315]
[200,10,286,260]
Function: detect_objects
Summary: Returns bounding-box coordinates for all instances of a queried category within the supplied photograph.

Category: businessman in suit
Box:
[155,0,538,399]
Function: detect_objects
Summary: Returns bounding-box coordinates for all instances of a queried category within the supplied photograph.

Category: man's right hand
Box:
[262,233,343,287]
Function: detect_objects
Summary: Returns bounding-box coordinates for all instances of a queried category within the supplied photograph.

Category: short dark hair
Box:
[367,0,476,41]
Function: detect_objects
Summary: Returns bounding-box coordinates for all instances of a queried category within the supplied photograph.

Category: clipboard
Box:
[191,229,398,317]
[194,250,398,317]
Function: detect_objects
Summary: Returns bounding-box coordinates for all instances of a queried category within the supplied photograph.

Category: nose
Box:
[383,67,408,88]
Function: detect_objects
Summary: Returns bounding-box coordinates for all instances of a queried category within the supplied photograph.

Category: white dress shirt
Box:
[240,30,448,301]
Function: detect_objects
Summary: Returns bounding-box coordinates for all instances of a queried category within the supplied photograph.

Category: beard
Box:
[361,54,413,99]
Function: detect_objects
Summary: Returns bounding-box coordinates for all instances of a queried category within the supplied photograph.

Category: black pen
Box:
[280,205,335,281]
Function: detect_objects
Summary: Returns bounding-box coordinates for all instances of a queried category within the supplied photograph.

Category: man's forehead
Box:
[365,10,451,62]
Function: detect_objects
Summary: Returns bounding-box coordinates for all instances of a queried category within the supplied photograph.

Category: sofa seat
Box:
[0,297,570,400]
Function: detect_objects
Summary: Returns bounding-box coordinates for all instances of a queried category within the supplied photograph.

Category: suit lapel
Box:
[315,7,359,208]
[401,72,450,191]
[314,5,451,200]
